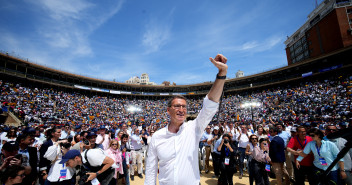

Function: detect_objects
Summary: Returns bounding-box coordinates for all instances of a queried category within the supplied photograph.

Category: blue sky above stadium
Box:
[0,0,322,85]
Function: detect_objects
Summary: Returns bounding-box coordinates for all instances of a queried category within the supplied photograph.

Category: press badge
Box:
[224,158,230,165]
[265,164,271,172]
[59,169,67,179]
[319,157,328,166]
[117,163,120,169]
[91,178,100,185]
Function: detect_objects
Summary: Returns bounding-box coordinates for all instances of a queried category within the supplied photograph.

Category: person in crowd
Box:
[16,133,38,185]
[237,124,250,179]
[105,139,123,185]
[1,165,26,185]
[218,133,236,185]
[0,141,22,171]
[209,125,222,178]
[246,135,259,185]
[120,134,131,185]
[287,126,315,185]
[39,127,61,184]
[145,54,228,185]
[130,127,144,180]
[60,124,74,139]
[297,128,346,185]
[115,131,124,143]
[2,128,17,144]
[96,125,111,150]
[85,131,103,150]
[269,127,290,185]
[324,124,352,185]
[252,138,271,185]
[226,123,238,148]
[72,134,81,146]
[61,148,115,185]
[44,139,75,184]
[200,125,213,174]
[256,125,268,140]
[275,122,294,182]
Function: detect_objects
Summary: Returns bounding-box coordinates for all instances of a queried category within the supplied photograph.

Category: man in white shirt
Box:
[145,54,228,185]
[130,127,144,180]
[236,124,250,179]
[200,126,213,174]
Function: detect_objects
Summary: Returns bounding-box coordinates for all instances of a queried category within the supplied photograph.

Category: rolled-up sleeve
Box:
[297,142,312,162]
[195,96,219,134]
[145,136,158,185]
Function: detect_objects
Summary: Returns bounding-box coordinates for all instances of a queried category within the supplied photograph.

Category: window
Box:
[347,8,352,14]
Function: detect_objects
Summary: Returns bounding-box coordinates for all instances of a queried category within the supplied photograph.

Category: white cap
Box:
[214,126,219,130]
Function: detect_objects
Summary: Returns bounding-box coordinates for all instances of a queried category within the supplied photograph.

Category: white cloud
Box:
[142,23,171,53]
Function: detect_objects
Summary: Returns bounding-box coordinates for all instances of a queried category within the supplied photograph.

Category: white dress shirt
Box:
[145,96,218,185]
[130,134,143,150]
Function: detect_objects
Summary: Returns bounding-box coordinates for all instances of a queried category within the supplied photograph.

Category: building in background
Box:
[126,73,157,85]
[236,70,244,78]
[285,0,352,65]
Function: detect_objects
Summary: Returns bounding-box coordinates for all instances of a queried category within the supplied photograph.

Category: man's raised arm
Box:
[207,54,228,103]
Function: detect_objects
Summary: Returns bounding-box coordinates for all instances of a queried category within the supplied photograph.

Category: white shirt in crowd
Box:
[145,96,218,185]
[130,134,143,150]
[44,145,76,182]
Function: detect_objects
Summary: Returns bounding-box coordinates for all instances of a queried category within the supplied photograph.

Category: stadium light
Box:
[240,101,261,127]
[127,105,142,125]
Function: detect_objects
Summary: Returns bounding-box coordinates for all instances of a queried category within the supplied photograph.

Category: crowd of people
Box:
[0,72,351,185]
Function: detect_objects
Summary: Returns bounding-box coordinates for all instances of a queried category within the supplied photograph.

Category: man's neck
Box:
[168,121,183,133]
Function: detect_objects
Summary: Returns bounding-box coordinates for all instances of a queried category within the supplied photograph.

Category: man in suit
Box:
[17,132,38,185]
[269,127,290,185]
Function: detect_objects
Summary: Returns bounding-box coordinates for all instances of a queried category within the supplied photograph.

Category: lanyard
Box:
[315,143,322,157]
[296,136,307,149]
[225,148,230,157]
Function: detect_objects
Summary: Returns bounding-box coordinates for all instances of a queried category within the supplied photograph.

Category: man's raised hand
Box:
[209,54,228,76]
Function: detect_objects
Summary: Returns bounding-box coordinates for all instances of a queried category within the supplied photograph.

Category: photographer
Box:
[43,139,75,184]
[0,141,23,171]
[61,147,115,185]
[217,134,236,185]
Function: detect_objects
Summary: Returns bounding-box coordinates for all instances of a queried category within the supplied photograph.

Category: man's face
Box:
[229,123,234,128]
[326,126,338,135]
[167,98,187,124]
[66,158,79,168]
[88,136,96,144]
[240,126,246,132]
[206,127,211,133]
[122,124,127,130]
[297,128,306,138]
[22,136,33,145]
[276,125,283,132]
[122,137,128,144]
[54,129,62,139]
[2,149,18,158]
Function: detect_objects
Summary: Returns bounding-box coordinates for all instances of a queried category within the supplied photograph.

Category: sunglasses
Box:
[111,144,118,146]
[309,134,315,137]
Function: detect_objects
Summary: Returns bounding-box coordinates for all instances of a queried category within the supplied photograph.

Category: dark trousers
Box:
[252,160,269,185]
[248,157,254,185]
[220,163,234,185]
[238,147,246,175]
[212,152,221,176]
[293,163,315,185]
[312,166,339,185]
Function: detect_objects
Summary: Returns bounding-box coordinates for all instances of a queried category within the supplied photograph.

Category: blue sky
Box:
[0,0,322,85]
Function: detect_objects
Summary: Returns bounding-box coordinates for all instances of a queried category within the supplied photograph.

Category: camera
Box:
[83,139,90,146]
[14,154,22,160]
[224,139,229,144]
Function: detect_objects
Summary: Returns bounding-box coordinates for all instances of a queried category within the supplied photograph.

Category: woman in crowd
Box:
[1,165,26,185]
[115,131,124,144]
[44,139,75,185]
[296,128,346,185]
[119,134,130,185]
[218,133,236,185]
[39,127,61,184]
[256,125,268,140]
[105,139,123,185]
[252,138,271,185]
[2,128,17,144]
[246,135,259,185]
